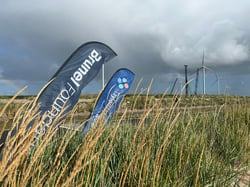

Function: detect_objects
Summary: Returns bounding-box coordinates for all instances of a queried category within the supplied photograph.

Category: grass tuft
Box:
[0,90,249,186]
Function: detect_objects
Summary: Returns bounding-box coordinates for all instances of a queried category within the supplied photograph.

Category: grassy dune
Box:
[0,91,250,186]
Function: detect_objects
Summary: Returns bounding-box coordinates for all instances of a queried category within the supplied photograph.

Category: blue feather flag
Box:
[83,68,135,133]
[0,41,117,154]
[29,41,117,143]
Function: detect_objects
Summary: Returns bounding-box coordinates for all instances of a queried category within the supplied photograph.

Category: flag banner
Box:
[83,68,135,133]
[29,41,117,141]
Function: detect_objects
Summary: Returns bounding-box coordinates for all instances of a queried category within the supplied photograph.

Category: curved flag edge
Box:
[51,41,117,80]
[36,41,117,101]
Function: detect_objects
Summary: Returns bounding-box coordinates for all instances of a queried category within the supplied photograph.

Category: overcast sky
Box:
[1,0,250,95]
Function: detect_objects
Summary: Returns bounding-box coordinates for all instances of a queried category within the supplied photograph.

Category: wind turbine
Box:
[201,51,206,95]
[210,74,223,95]
[195,51,220,95]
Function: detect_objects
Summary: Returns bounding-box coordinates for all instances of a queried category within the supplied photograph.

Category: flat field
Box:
[0,94,249,186]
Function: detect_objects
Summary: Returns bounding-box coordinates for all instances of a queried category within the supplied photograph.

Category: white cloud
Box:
[0,0,250,94]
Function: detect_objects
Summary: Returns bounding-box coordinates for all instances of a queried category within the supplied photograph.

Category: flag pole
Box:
[102,64,105,89]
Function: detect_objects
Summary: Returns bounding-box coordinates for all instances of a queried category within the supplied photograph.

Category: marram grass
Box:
[0,91,250,186]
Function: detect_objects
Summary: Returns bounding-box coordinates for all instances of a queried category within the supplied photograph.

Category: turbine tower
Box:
[184,65,188,95]
[202,51,206,95]
[194,68,199,95]
[212,73,220,95]
[217,77,220,95]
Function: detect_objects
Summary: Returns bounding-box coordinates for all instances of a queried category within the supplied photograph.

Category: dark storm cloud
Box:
[1,0,250,95]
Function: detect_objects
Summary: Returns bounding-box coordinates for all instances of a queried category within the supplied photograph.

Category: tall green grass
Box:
[0,91,249,186]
